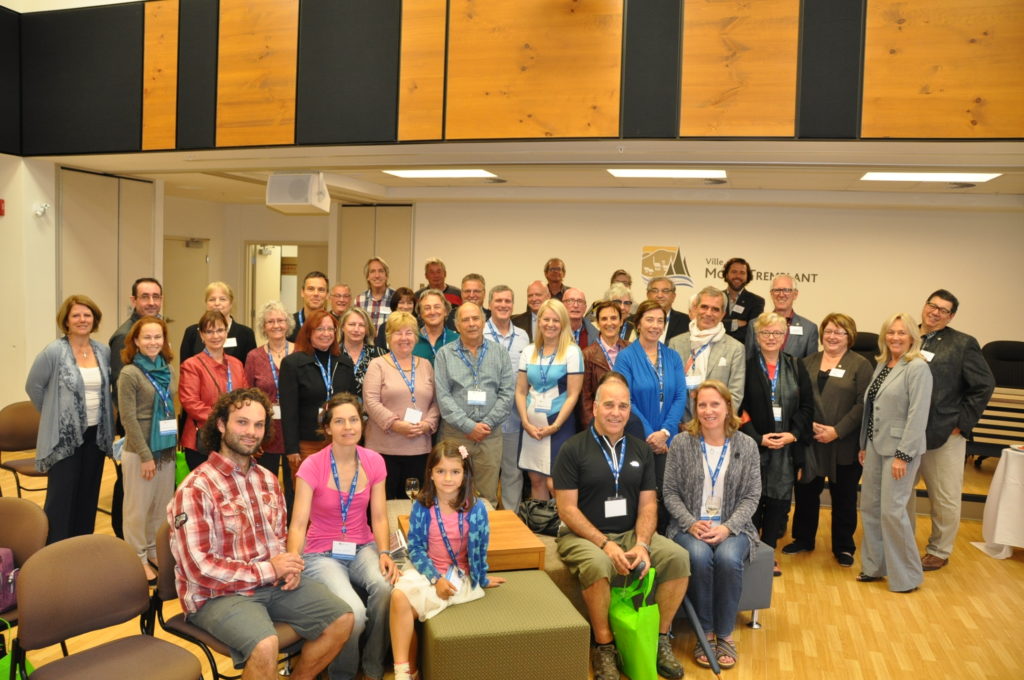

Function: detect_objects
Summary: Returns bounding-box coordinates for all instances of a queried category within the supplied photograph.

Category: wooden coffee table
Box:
[398,509,546,571]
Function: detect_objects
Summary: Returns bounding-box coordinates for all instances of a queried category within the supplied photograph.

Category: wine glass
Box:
[405,478,420,505]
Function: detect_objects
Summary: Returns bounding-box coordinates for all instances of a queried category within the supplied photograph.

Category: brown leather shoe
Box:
[921,554,948,571]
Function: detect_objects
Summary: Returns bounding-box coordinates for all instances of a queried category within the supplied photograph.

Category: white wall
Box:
[413,201,1024,346]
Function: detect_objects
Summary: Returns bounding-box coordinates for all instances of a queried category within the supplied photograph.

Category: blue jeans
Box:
[304,544,393,680]
[673,532,749,637]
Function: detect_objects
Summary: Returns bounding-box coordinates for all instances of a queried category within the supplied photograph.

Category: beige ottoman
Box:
[420,570,589,680]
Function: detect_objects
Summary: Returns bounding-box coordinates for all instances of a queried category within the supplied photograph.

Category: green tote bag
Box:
[608,567,659,680]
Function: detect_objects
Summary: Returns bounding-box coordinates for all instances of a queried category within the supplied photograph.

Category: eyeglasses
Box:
[546,266,564,272]
[648,288,673,295]
[616,299,633,308]
[563,298,586,306]
[770,288,795,294]
[924,302,953,317]
[823,328,848,336]
[758,330,786,338]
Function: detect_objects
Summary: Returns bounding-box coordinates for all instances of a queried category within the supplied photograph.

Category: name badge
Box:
[828,367,846,378]
[467,389,487,406]
[272,404,282,420]
[789,325,804,336]
[605,496,627,518]
[331,540,357,561]
[732,304,745,315]
[921,350,935,362]
[685,374,705,389]
[718,356,728,367]
[224,337,238,348]
[445,565,465,592]
[159,418,178,436]
[532,385,559,414]
[404,407,423,423]
[730,320,739,332]
[772,406,783,421]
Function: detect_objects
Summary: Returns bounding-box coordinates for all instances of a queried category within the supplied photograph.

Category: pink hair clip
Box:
[458,445,469,460]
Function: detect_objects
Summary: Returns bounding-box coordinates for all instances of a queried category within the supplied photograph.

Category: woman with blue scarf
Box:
[117,316,177,583]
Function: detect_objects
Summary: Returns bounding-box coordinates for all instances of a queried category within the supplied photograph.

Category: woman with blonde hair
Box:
[515,299,584,499]
[339,306,387,393]
[179,281,257,363]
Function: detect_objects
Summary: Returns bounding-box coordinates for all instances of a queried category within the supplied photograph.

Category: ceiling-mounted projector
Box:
[266,172,331,215]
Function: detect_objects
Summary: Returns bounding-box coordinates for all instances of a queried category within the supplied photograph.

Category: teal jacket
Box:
[407,497,491,588]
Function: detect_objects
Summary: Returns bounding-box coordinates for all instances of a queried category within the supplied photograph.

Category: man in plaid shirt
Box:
[170,387,352,679]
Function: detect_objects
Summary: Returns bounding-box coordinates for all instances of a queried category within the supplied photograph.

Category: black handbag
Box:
[516,498,561,536]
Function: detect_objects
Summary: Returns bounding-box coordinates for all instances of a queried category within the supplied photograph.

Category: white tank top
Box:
[79,366,103,426]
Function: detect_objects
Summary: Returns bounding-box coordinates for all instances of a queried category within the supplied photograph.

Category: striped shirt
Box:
[168,451,286,614]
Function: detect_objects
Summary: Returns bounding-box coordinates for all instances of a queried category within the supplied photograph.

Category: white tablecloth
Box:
[972,447,1024,559]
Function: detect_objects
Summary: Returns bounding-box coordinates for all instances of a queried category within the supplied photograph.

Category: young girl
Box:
[389,441,506,680]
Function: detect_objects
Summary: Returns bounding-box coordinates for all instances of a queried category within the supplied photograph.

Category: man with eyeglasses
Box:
[745,274,817,359]
[645,277,690,344]
[668,287,745,420]
[512,280,549,341]
[544,258,569,301]
[289,271,329,341]
[329,284,352,320]
[108,277,164,538]
[446,273,490,328]
[915,289,994,572]
[564,288,599,349]
[721,257,765,344]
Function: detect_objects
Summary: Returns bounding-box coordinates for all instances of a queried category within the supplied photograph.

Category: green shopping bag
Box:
[1,617,34,677]
[608,567,659,680]
[175,448,190,487]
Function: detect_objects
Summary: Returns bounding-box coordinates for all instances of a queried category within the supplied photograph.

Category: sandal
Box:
[693,639,713,669]
[773,560,782,577]
[715,637,738,670]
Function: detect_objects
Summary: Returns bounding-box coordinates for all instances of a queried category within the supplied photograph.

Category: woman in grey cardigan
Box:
[663,380,761,671]
[25,294,114,544]
[117,316,177,583]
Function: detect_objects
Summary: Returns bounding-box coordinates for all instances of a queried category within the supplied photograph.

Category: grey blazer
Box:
[859,357,933,459]
[802,350,873,476]
[662,431,762,555]
[668,331,746,420]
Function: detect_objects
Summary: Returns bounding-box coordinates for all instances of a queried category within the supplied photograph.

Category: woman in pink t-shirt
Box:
[287,393,398,680]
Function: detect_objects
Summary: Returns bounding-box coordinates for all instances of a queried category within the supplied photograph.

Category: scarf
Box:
[685,321,726,376]
[133,353,176,454]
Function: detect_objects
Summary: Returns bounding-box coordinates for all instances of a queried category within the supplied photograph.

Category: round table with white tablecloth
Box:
[973,446,1024,558]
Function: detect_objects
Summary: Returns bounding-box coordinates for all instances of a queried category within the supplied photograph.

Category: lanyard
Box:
[758,354,780,405]
[141,370,174,417]
[455,340,488,385]
[204,349,233,391]
[686,342,712,374]
[699,435,730,498]
[644,344,665,405]
[266,344,288,395]
[572,326,581,344]
[329,451,360,535]
[597,337,617,370]
[421,328,451,357]
[391,352,417,404]
[314,354,336,397]
[537,348,557,386]
[433,502,465,568]
[298,309,305,328]
[350,346,366,370]
[590,426,626,497]
[486,320,514,351]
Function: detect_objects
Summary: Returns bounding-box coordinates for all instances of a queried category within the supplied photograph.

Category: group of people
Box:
[24,253,995,679]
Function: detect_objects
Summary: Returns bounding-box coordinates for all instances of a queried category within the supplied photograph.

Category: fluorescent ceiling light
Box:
[607,169,727,179]
[383,169,497,179]
[860,172,1001,183]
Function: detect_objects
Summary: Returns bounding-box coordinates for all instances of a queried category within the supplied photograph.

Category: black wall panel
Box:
[797,0,865,139]
[295,0,401,145]
[621,0,682,139]
[21,4,143,155]
[0,6,20,155]
[176,0,219,149]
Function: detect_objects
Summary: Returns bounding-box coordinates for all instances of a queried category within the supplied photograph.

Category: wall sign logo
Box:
[642,246,693,290]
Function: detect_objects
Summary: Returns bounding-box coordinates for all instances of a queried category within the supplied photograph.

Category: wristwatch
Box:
[638,541,652,554]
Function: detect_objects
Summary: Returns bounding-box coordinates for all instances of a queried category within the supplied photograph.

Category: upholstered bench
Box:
[420,569,590,680]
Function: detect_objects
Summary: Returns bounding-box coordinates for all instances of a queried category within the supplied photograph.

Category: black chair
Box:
[850,331,878,368]
[151,523,303,680]
[0,402,47,498]
[971,341,1024,468]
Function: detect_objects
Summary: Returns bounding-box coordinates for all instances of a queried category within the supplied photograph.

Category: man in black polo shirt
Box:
[553,372,689,680]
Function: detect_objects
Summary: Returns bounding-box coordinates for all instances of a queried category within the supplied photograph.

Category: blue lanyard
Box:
[314,354,335,397]
[572,326,581,344]
[597,338,617,370]
[590,426,626,497]
[537,348,557,387]
[486,320,514,351]
[297,309,305,328]
[266,344,288,394]
[699,435,730,498]
[644,344,665,405]
[350,346,366,369]
[204,349,232,391]
[455,340,488,385]
[433,502,465,568]
[141,371,174,417]
[329,451,360,535]
[391,352,417,405]
[420,328,452,357]
[688,342,711,372]
[758,354,780,405]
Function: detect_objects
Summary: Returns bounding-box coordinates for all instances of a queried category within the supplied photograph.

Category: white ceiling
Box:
[42,138,1024,210]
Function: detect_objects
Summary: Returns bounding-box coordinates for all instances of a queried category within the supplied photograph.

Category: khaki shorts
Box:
[556,528,690,590]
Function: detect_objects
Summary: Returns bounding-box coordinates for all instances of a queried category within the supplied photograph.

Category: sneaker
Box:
[657,634,684,679]
[782,540,814,555]
[591,643,620,680]
[836,551,855,567]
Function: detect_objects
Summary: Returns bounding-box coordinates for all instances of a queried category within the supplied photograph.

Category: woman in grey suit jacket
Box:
[857,312,933,593]
[786,313,873,566]
[664,380,760,670]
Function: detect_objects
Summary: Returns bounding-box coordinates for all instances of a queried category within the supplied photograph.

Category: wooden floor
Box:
[3,451,1023,680]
